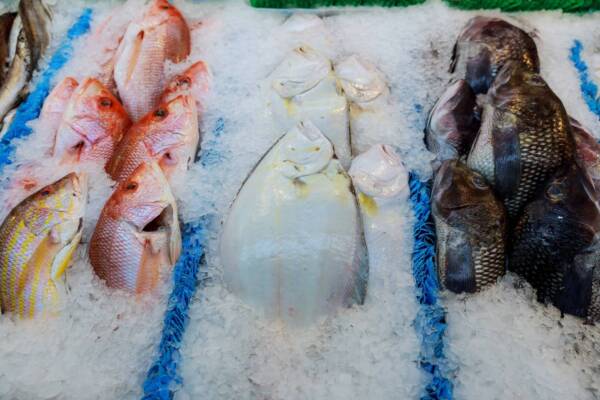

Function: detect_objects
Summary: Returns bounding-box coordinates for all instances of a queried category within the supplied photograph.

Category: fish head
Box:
[277,120,334,179]
[348,144,408,201]
[23,172,87,241]
[270,46,331,98]
[161,61,211,111]
[54,78,131,164]
[143,0,190,63]
[40,77,79,117]
[336,55,387,103]
[425,79,479,160]
[106,162,180,263]
[489,62,548,103]
[432,159,495,217]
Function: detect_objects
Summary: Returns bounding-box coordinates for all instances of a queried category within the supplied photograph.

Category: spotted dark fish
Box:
[432,159,506,293]
[425,79,480,166]
[509,164,600,319]
[450,16,539,94]
[467,63,574,222]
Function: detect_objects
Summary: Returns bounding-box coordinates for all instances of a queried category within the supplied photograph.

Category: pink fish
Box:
[52,77,131,166]
[106,95,198,184]
[39,77,80,144]
[89,161,180,295]
[160,61,210,113]
[113,0,191,121]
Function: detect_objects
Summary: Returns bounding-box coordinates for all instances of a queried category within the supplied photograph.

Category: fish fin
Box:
[449,41,458,73]
[168,210,181,264]
[444,229,476,293]
[50,225,83,281]
[353,234,369,305]
[136,237,163,295]
[125,30,144,85]
[492,112,521,199]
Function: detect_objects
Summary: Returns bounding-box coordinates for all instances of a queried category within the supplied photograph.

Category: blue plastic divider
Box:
[0,9,93,173]
[409,173,454,400]
[570,40,600,119]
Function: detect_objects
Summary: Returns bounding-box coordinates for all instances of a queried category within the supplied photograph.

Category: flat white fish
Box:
[267,46,351,169]
[220,120,367,326]
[349,144,410,297]
[336,55,391,156]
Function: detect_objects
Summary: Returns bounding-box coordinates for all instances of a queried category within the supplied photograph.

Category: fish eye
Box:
[178,77,191,87]
[161,5,170,9]
[99,97,113,108]
[154,108,168,118]
[40,189,51,196]
[470,174,488,189]
[545,184,564,202]
[125,182,138,191]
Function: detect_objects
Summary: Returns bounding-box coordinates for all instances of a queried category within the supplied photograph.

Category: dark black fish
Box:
[450,16,539,94]
[467,63,575,222]
[425,79,480,165]
[0,12,17,86]
[432,159,506,294]
[509,164,600,316]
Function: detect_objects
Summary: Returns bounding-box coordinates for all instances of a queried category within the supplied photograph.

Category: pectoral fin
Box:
[493,112,521,199]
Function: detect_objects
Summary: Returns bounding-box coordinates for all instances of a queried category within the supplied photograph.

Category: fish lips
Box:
[432,160,487,213]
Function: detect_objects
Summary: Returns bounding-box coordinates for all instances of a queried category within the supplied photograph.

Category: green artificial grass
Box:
[250,0,600,11]
[250,0,425,7]
[445,0,600,12]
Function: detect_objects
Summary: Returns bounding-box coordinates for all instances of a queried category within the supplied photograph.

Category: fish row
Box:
[221,23,408,326]
[0,0,209,318]
[426,16,600,322]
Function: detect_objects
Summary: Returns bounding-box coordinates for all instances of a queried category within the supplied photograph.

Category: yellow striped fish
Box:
[0,173,87,318]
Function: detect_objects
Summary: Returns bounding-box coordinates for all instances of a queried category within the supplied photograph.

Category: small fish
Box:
[52,77,131,166]
[432,159,506,293]
[268,46,350,169]
[571,118,600,194]
[509,164,600,318]
[0,0,52,123]
[467,63,574,222]
[0,173,87,318]
[114,0,191,121]
[335,55,391,155]
[106,94,198,184]
[89,162,181,294]
[451,16,539,94]
[39,77,79,143]
[220,121,367,326]
[160,61,210,113]
[425,79,480,165]
[0,12,17,86]
[349,144,408,295]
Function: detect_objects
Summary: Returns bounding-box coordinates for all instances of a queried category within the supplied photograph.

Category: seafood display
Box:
[0,173,87,318]
[430,15,600,321]
[220,121,368,326]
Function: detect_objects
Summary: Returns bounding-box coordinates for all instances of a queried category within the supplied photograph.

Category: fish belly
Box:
[467,105,495,184]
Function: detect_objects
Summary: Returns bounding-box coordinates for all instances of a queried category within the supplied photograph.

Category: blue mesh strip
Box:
[570,40,600,119]
[0,9,93,173]
[409,173,454,400]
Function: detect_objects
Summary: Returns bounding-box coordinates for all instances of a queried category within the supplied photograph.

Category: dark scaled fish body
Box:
[432,159,507,293]
[509,164,600,320]
[451,16,539,94]
[425,79,480,165]
[0,12,17,86]
[467,63,575,222]
[571,118,600,194]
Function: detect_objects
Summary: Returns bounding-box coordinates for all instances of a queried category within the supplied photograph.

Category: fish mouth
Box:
[142,203,174,233]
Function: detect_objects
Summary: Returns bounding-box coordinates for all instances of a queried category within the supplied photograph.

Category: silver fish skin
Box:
[451,16,539,94]
[425,79,480,165]
[467,62,575,222]
[432,159,506,294]
[508,164,600,314]
[0,0,51,123]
